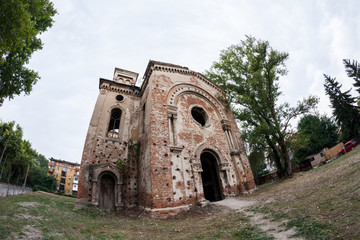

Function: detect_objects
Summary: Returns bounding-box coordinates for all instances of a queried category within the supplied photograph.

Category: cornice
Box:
[140,60,225,96]
[99,78,141,97]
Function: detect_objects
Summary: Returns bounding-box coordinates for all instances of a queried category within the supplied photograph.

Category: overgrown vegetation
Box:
[0,0,57,103]
[248,147,269,180]
[324,59,360,142]
[292,114,338,163]
[0,121,55,192]
[248,145,360,239]
[116,139,140,179]
[206,36,318,178]
[0,192,269,239]
[1,146,359,239]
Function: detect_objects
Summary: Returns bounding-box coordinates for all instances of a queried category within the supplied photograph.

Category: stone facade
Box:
[76,60,256,217]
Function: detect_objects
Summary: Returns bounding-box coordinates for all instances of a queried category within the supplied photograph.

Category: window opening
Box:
[191,107,208,126]
[142,103,146,133]
[108,108,122,138]
[116,95,124,102]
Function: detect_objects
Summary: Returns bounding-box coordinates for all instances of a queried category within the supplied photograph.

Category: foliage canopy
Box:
[293,114,338,162]
[0,0,57,101]
[206,36,318,177]
[324,59,360,142]
[0,121,55,192]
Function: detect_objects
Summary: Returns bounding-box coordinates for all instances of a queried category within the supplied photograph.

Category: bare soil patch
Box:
[17,202,42,208]
[214,198,304,239]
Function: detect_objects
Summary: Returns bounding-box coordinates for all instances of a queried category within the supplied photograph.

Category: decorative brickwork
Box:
[76,60,256,217]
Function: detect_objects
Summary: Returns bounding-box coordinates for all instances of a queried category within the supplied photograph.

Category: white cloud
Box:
[1,0,359,162]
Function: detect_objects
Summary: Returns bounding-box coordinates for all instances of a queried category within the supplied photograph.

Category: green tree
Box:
[324,75,360,141]
[343,59,360,95]
[0,121,55,191]
[29,160,56,192]
[36,154,48,169]
[0,121,25,182]
[248,146,268,180]
[0,0,57,101]
[206,36,318,178]
[293,114,338,162]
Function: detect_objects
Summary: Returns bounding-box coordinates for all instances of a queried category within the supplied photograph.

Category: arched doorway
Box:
[200,151,223,201]
[98,173,116,211]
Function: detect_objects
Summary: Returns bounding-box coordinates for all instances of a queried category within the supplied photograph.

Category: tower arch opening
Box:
[98,172,116,211]
[200,150,223,202]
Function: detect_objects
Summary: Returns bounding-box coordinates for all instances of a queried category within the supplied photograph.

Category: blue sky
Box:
[1,0,359,163]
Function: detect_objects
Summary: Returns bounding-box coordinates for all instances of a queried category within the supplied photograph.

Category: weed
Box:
[110,232,129,239]
[286,217,331,240]
[234,225,274,240]
[43,237,56,240]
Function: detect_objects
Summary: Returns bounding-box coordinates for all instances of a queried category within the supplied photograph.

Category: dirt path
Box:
[214,198,304,240]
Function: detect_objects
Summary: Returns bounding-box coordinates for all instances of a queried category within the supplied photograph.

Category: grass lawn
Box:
[246,145,360,240]
[0,146,359,239]
[0,192,270,239]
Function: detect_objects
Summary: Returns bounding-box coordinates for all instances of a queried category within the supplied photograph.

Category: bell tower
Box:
[113,68,138,86]
[76,67,141,210]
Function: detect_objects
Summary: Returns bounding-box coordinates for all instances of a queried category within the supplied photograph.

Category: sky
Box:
[1,0,360,163]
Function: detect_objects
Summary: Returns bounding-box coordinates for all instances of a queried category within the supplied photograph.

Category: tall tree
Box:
[343,59,360,95]
[36,154,48,169]
[293,114,338,162]
[248,146,268,180]
[0,121,55,191]
[206,36,318,178]
[29,154,56,192]
[324,75,360,141]
[0,0,57,101]
[0,122,38,183]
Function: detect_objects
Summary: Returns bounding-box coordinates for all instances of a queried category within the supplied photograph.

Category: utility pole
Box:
[23,165,30,189]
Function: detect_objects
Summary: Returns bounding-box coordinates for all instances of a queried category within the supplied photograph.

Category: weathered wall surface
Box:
[76,61,256,217]
[142,65,255,217]
[76,75,142,209]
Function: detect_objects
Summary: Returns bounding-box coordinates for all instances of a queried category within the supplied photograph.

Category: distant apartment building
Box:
[47,158,80,195]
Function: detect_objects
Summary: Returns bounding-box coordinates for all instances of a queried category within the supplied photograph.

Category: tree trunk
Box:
[265,136,286,178]
[7,167,15,183]
[278,137,292,177]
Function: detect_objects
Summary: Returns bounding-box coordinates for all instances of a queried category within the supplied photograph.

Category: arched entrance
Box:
[98,172,116,211]
[200,151,223,201]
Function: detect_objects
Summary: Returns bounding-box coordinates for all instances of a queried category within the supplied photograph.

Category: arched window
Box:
[108,108,122,138]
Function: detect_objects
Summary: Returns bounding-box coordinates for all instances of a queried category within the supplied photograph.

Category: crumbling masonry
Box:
[76,60,256,217]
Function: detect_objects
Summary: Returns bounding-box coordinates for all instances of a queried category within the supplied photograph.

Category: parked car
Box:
[338,139,358,155]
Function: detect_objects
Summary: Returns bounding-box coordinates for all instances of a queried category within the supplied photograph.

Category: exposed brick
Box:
[76,61,256,217]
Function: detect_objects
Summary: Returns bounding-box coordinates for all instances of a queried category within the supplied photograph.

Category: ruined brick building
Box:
[76,60,256,217]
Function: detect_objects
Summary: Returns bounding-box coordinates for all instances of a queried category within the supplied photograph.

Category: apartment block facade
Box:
[47,158,80,195]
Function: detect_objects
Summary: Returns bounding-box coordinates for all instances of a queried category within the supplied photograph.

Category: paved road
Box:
[0,182,32,197]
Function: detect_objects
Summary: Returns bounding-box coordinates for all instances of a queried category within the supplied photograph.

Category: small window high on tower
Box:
[108,108,122,138]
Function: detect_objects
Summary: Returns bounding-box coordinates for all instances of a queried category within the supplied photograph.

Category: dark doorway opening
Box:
[98,173,116,211]
[200,151,223,202]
